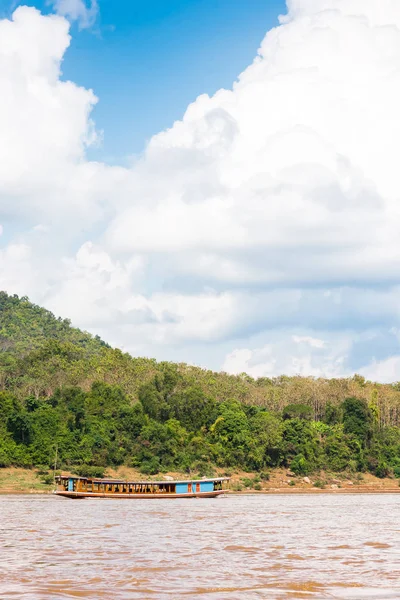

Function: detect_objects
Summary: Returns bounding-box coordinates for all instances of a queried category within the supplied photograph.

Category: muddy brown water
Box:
[0,494,399,599]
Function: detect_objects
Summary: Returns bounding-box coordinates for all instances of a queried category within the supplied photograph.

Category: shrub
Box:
[290,454,311,476]
[193,461,215,477]
[241,477,254,488]
[0,449,11,468]
[74,465,106,478]
[139,457,160,475]
[41,474,54,485]
[313,479,325,489]
[253,483,262,491]
[36,465,50,476]
[375,461,390,479]
[348,459,359,473]
[232,483,243,492]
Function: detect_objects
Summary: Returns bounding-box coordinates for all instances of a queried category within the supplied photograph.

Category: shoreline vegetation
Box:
[2,292,400,489]
[1,467,399,495]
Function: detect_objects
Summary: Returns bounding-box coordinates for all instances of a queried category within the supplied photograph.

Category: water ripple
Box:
[0,494,399,599]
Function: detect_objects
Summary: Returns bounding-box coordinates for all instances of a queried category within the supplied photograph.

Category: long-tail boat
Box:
[54,475,229,499]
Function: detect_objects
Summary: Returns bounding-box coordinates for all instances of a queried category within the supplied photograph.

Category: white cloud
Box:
[0,243,35,296]
[0,6,107,227]
[2,3,400,380]
[222,334,350,379]
[292,336,326,349]
[45,245,238,349]
[104,2,400,289]
[50,0,98,30]
[360,356,400,384]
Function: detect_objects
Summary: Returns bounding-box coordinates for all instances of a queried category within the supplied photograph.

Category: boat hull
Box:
[54,490,225,499]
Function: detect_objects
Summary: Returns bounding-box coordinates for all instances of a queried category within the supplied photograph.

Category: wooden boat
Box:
[54,475,229,499]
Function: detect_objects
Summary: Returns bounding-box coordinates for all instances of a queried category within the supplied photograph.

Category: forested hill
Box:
[1,292,400,424]
[0,292,110,355]
[1,291,400,478]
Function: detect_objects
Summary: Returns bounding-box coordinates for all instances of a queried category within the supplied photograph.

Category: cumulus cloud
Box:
[50,0,98,30]
[222,333,350,379]
[222,333,400,382]
[0,243,34,296]
[1,2,400,380]
[107,0,400,291]
[0,6,106,226]
[360,356,400,384]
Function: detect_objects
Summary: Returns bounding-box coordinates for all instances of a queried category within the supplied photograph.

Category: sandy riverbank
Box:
[1,467,400,495]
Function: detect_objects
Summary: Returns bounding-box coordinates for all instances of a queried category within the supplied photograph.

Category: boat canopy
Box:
[56,475,229,485]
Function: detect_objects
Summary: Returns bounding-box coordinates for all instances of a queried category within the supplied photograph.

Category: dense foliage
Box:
[1,292,400,477]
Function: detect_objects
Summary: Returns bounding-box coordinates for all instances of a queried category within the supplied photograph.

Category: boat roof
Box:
[56,475,230,484]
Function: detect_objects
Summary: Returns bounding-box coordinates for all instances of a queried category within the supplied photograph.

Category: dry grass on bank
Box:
[0,468,54,494]
[226,468,400,494]
[1,466,400,495]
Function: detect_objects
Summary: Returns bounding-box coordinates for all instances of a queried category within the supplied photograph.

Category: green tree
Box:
[342,397,373,447]
[247,411,283,469]
[283,404,313,421]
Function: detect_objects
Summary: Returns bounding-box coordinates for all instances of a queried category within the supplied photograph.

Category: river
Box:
[0,494,399,599]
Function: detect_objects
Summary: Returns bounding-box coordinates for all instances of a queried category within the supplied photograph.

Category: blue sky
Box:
[1,0,286,163]
[2,0,400,381]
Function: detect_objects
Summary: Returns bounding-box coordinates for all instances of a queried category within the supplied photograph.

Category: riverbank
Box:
[1,467,400,494]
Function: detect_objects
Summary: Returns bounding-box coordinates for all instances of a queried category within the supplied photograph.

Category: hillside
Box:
[0,291,110,355]
[1,292,400,426]
[0,291,400,481]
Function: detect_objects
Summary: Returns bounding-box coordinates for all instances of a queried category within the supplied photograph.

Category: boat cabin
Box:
[54,475,229,499]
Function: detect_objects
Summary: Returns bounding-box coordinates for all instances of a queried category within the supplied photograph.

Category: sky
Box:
[0,0,286,163]
[1,0,400,382]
